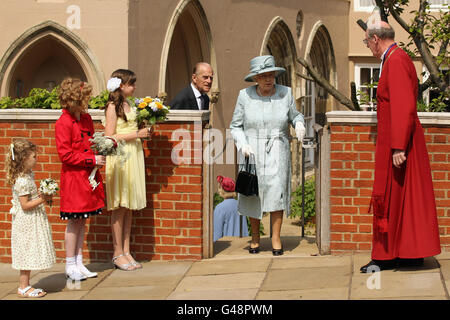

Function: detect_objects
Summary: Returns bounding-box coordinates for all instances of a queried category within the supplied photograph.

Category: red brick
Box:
[331,206,358,214]
[331,125,344,132]
[330,224,357,232]
[330,242,357,250]
[330,188,357,197]
[353,143,375,152]
[331,133,358,142]
[332,152,358,161]
[352,234,372,242]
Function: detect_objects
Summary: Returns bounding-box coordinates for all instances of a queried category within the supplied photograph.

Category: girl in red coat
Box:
[55,78,106,281]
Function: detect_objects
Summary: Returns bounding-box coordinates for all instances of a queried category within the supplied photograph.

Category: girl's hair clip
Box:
[107,77,122,92]
[10,143,15,161]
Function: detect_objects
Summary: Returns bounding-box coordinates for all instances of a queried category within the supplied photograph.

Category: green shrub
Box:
[0,87,109,109]
[290,177,315,222]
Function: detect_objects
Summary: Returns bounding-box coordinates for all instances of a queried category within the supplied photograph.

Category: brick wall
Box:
[327,111,450,255]
[0,109,209,263]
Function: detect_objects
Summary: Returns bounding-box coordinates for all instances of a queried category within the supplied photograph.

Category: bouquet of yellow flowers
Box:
[135,96,170,126]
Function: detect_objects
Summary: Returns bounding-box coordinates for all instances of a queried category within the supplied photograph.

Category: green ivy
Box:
[290,177,316,222]
[0,87,110,110]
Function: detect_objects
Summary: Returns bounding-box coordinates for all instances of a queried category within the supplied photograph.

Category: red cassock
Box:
[55,109,105,213]
[371,45,441,260]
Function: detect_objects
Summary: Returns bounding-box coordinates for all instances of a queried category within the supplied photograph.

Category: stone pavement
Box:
[0,215,449,300]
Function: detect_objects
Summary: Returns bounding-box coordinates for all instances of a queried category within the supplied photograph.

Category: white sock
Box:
[65,256,77,273]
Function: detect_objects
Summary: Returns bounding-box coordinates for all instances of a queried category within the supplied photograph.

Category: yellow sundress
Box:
[105,106,146,211]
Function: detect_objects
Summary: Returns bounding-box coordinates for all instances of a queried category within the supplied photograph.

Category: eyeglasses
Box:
[363,37,374,45]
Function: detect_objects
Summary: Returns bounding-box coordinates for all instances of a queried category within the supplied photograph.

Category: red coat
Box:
[55,109,105,213]
[371,45,441,260]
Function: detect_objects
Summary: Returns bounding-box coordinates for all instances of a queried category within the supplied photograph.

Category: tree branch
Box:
[375,0,389,22]
[295,72,314,82]
[387,1,447,92]
[296,57,360,111]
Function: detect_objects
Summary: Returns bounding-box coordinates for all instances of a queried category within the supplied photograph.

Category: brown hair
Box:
[105,69,137,122]
[5,139,37,185]
[59,78,92,115]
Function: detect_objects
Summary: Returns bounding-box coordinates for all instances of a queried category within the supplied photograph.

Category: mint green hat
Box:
[244,55,286,82]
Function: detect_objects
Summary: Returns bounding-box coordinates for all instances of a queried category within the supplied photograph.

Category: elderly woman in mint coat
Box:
[230,55,305,256]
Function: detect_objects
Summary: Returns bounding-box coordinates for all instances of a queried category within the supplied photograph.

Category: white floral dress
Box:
[10,173,56,270]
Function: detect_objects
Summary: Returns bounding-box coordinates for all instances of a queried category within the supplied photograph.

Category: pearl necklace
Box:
[256,85,275,97]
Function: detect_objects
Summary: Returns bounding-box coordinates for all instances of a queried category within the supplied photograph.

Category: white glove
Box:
[241,144,254,157]
[295,122,306,142]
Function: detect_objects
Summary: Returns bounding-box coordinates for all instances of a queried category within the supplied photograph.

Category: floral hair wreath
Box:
[107,77,122,92]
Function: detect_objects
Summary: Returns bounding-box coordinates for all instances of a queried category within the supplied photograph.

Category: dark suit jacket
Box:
[169,85,209,110]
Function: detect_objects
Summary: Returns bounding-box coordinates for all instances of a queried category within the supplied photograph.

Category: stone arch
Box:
[260,17,297,91]
[160,0,217,102]
[304,21,337,126]
[0,20,105,97]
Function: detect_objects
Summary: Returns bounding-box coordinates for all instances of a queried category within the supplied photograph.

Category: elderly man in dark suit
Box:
[169,62,214,110]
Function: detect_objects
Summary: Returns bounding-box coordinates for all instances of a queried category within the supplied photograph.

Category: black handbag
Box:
[235,155,258,196]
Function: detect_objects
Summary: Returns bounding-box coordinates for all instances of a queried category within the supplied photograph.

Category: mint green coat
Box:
[230,84,304,220]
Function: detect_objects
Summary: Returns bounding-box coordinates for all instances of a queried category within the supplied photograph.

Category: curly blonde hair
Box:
[59,78,92,115]
[5,139,37,185]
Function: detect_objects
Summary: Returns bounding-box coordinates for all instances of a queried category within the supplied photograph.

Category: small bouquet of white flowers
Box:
[89,132,128,190]
[39,178,59,206]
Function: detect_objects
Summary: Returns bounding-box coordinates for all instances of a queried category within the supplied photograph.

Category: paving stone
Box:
[261,266,350,291]
[439,259,450,281]
[83,285,173,300]
[98,261,191,288]
[270,256,351,270]
[435,252,450,260]
[187,258,271,276]
[0,282,17,299]
[256,287,349,300]
[214,235,318,257]
[28,265,114,293]
[350,272,445,299]
[175,272,266,292]
[167,288,258,300]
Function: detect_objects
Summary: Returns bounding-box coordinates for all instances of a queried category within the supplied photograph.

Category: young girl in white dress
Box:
[6,139,56,298]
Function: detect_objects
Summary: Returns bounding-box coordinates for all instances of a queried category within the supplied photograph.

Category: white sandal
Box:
[124,253,143,269]
[17,286,46,298]
[112,254,135,271]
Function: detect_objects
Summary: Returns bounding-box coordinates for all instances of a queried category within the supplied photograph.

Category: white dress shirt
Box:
[190,83,203,110]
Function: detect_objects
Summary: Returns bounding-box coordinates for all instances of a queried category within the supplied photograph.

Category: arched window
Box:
[0,21,104,97]
[160,0,216,103]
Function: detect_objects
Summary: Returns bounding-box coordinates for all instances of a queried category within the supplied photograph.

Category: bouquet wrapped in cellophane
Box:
[135,96,170,127]
[88,132,128,190]
[39,178,58,206]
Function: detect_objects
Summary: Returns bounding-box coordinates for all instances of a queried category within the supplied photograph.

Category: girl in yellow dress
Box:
[104,69,151,271]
